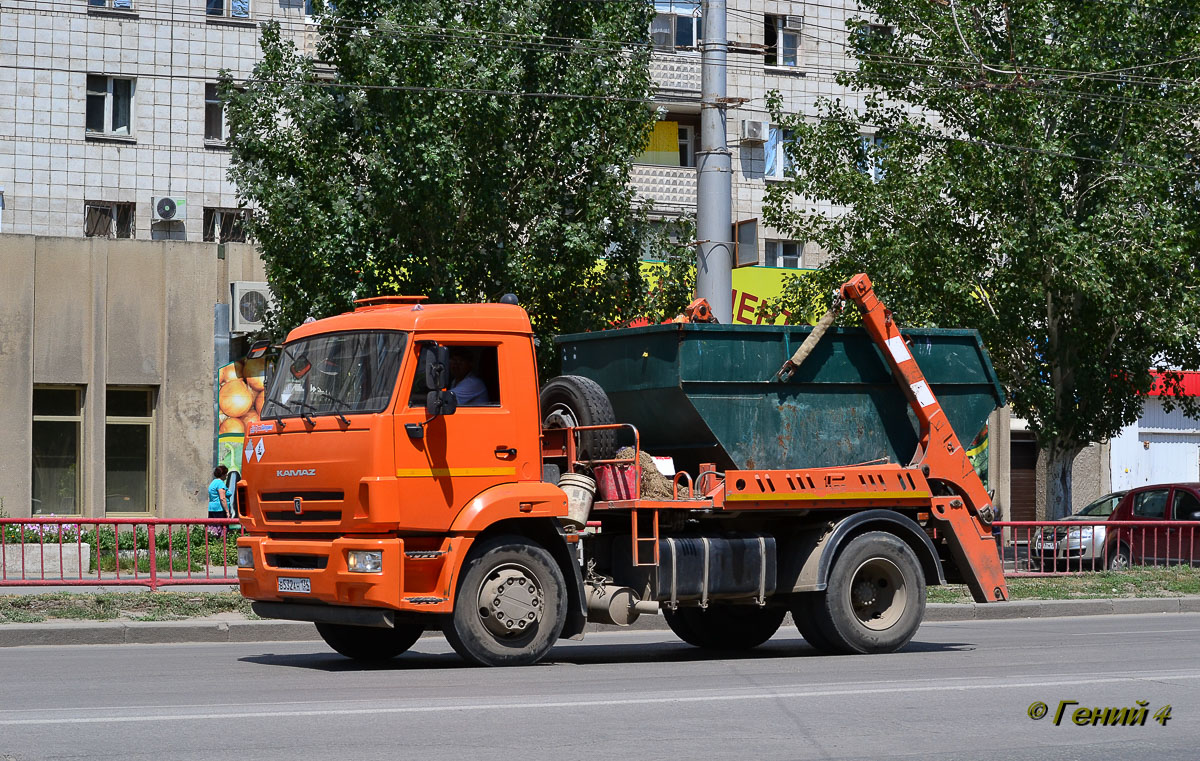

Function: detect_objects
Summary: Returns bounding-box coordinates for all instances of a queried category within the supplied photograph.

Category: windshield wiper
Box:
[311,388,352,426]
[292,399,318,427]
[263,395,294,429]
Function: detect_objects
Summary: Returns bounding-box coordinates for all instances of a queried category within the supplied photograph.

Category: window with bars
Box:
[85,75,134,136]
[203,207,250,242]
[84,201,135,238]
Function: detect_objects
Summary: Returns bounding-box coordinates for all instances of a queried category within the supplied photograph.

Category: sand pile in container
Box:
[614,447,691,499]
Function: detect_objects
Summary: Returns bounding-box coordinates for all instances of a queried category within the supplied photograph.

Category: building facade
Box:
[0,0,310,240]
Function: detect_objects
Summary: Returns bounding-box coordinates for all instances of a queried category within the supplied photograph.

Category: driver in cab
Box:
[448,348,489,406]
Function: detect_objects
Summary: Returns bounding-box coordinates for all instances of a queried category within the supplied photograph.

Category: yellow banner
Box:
[638,121,680,166]
[638,261,811,325]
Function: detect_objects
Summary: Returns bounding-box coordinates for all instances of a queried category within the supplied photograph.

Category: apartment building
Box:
[634,0,873,269]
[0,0,314,240]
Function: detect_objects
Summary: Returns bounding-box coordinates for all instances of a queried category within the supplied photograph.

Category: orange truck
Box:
[235,275,1008,666]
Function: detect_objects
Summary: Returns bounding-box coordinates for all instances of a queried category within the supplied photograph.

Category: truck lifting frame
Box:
[546,274,1008,606]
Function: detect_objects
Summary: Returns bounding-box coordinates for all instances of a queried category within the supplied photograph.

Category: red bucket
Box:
[594,463,640,501]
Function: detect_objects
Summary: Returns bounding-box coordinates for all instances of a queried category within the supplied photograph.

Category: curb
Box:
[2,596,1199,648]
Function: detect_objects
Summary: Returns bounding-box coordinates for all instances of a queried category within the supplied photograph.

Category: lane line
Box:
[4,672,1200,726]
[1067,628,1200,636]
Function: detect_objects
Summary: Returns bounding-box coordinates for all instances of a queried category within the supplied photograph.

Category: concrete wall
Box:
[0,234,263,519]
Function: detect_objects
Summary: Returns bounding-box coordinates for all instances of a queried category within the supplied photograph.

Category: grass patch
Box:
[0,590,256,624]
[929,565,1200,603]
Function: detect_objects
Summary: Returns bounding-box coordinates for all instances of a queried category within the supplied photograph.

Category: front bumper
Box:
[237,535,408,610]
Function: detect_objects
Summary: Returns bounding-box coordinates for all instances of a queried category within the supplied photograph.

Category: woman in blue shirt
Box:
[208,465,230,519]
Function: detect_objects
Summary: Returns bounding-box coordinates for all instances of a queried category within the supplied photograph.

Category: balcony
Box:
[650,53,701,96]
[631,164,697,213]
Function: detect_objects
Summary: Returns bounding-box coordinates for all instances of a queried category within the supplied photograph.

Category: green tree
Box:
[764,1,1200,518]
[222,0,672,374]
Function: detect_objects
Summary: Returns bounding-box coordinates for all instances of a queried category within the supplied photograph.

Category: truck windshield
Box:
[261,330,408,419]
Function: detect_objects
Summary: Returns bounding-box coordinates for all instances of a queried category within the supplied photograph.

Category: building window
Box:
[765,126,793,179]
[857,23,894,47]
[765,240,804,268]
[84,201,135,238]
[32,387,84,516]
[207,0,250,19]
[765,15,802,67]
[203,207,250,242]
[105,388,155,514]
[88,0,134,8]
[204,84,229,142]
[85,75,134,136]
[651,2,702,52]
[859,134,885,181]
[637,120,697,167]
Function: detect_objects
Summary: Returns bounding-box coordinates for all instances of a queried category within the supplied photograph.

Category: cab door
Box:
[391,335,541,532]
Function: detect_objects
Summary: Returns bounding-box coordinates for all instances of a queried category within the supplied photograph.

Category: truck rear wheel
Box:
[809,531,925,655]
[540,376,617,460]
[442,535,567,667]
[315,622,424,662]
[790,593,839,654]
[663,604,786,651]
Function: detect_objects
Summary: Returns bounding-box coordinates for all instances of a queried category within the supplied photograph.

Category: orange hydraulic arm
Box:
[840,274,1007,602]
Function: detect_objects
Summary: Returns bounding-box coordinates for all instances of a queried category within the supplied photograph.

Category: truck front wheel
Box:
[810,531,926,655]
[663,604,786,650]
[443,536,567,667]
[315,622,424,662]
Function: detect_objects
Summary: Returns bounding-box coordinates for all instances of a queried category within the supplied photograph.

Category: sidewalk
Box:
[2,596,1199,648]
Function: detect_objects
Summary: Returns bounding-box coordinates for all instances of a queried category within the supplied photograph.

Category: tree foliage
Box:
[223,0,678,374]
[764,1,1200,517]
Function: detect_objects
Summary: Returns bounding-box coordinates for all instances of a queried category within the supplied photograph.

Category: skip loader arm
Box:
[841,274,1009,603]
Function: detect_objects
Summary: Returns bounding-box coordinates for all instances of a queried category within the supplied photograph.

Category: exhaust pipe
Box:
[585,585,659,626]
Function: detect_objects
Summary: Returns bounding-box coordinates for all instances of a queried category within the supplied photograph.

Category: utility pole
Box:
[696,0,733,323]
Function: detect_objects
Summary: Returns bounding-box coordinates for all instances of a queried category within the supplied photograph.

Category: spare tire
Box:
[540,375,617,461]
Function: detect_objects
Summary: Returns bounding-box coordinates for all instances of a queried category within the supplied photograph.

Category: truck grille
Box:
[266,554,329,570]
[263,510,342,523]
[260,491,344,502]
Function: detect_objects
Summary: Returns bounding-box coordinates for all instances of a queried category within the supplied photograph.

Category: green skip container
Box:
[555,323,1005,472]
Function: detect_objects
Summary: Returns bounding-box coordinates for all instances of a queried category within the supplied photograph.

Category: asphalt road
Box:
[2,614,1199,761]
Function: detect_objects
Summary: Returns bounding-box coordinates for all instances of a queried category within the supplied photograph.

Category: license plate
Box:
[278,577,311,594]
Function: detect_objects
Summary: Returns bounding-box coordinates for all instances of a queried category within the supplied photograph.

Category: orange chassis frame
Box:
[542,274,1009,604]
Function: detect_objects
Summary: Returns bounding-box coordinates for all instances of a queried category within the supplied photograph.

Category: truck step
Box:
[404,596,448,604]
[404,551,446,559]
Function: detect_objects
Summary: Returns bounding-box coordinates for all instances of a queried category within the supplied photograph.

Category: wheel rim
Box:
[475,562,544,639]
[848,557,907,631]
[1111,552,1129,571]
[543,402,579,430]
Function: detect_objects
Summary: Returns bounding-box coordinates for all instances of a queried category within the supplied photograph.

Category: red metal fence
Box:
[1,517,239,590]
[997,520,1200,576]
[4,517,1198,589]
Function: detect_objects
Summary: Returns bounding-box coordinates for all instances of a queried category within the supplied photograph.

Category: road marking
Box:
[1068,628,1200,636]
[3,671,1200,726]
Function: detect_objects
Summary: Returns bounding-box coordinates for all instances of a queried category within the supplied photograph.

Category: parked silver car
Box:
[1030,491,1127,570]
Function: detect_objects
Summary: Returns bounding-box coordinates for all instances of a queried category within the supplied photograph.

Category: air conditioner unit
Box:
[231,281,273,334]
[151,196,186,222]
[784,15,804,31]
[740,120,768,144]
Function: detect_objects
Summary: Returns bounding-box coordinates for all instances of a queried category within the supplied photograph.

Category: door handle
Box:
[495,446,517,458]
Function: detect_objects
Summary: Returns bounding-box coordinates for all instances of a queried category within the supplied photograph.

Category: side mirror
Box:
[246,339,271,360]
[289,355,312,379]
[426,389,458,418]
[423,345,451,390]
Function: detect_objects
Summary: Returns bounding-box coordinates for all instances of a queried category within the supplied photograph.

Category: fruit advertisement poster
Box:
[217,355,267,471]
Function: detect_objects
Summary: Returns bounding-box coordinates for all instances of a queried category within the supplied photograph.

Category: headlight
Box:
[347,550,383,573]
[1070,527,1093,539]
[237,547,254,568]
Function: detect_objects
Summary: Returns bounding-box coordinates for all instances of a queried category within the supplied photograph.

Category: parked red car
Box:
[1105,483,1200,570]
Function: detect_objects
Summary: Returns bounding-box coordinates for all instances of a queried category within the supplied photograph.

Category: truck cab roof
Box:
[286,301,534,342]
